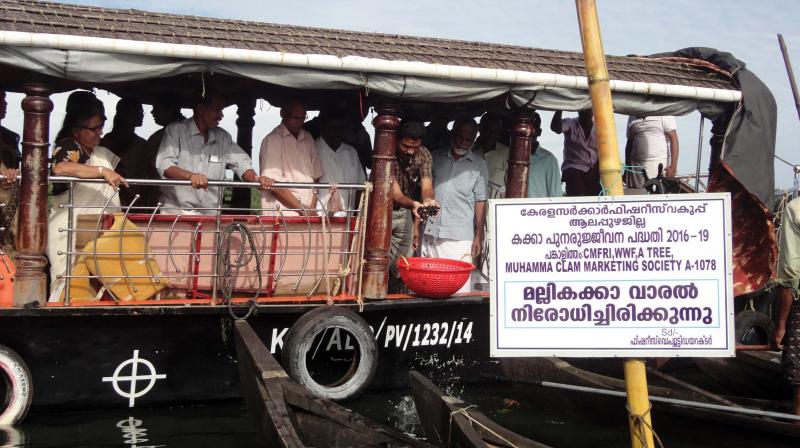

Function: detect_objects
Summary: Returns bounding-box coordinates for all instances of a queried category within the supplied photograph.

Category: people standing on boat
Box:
[259,99,323,216]
[551,109,600,196]
[474,112,507,160]
[423,111,452,155]
[771,196,800,417]
[131,93,186,209]
[47,99,128,301]
[155,91,273,215]
[53,90,106,145]
[421,117,488,294]
[387,119,437,293]
[304,101,373,172]
[0,89,20,253]
[100,97,147,205]
[624,115,680,187]
[315,108,366,216]
[486,111,561,199]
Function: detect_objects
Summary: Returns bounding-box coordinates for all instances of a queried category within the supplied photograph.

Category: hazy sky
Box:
[5,0,800,188]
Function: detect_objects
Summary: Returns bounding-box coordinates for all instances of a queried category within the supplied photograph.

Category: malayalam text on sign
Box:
[489,194,733,358]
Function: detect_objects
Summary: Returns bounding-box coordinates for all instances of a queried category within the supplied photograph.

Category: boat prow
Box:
[409,370,551,448]
[234,319,434,447]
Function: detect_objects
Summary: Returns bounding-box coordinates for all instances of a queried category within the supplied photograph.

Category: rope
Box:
[448,405,519,448]
[598,163,644,197]
[318,189,334,305]
[625,403,665,448]
[219,222,261,320]
[355,181,372,312]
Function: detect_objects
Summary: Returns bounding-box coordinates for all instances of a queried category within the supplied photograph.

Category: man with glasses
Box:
[155,91,273,215]
[421,117,488,293]
[259,99,324,216]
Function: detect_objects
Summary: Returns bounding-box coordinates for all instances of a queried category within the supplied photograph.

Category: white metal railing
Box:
[46,177,368,306]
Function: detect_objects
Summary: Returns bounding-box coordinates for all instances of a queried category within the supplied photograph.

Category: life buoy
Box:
[734,310,773,346]
[281,306,377,401]
[0,345,32,426]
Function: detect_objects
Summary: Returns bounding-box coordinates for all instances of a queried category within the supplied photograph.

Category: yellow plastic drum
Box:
[82,215,166,301]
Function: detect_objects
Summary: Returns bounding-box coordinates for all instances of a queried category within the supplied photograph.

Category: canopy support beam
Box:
[362,102,399,299]
[14,83,53,307]
[505,111,533,198]
[232,97,257,212]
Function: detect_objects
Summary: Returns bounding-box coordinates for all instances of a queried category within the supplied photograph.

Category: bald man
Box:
[259,99,324,216]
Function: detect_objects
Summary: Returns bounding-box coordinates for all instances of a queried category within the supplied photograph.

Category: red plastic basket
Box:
[395,257,475,298]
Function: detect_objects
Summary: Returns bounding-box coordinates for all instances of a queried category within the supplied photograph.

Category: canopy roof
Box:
[0,0,739,115]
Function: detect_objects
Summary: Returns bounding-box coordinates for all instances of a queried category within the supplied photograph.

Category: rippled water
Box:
[1,382,794,447]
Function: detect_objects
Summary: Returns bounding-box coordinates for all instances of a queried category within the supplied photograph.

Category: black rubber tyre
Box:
[0,345,32,425]
[734,310,773,346]
[281,306,377,401]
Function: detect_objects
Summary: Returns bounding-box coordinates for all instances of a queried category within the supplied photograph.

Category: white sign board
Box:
[489,194,733,358]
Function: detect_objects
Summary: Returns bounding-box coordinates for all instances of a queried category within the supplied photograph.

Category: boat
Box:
[233,319,434,448]
[0,0,778,424]
[693,350,787,400]
[493,357,800,441]
[409,370,551,448]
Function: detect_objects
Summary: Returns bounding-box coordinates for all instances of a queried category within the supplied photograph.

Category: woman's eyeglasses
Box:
[79,124,104,134]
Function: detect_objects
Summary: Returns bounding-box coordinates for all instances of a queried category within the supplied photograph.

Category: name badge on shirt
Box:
[208,154,220,163]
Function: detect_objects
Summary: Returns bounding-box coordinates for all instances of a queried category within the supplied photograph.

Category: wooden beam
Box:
[362,102,399,299]
[231,97,257,212]
[505,110,533,198]
[14,83,53,306]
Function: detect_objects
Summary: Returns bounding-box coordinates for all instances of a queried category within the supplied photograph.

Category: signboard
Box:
[489,194,733,358]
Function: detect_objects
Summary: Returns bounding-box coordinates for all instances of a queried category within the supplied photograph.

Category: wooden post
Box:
[361,102,399,299]
[505,110,533,198]
[576,1,653,447]
[577,0,623,196]
[14,83,53,307]
[232,97,256,212]
[778,34,800,121]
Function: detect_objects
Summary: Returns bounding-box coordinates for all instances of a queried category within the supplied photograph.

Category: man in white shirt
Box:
[259,99,324,216]
[625,115,679,188]
[315,109,366,215]
[156,92,273,214]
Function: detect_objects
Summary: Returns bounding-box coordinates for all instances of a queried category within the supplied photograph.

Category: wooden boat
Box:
[0,0,775,425]
[693,350,787,400]
[409,370,551,448]
[495,357,800,440]
[233,319,435,448]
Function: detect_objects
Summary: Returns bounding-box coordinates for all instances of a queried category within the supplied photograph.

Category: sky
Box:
[4,0,800,189]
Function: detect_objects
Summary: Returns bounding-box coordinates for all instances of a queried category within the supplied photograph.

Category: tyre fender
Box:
[0,345,32,426]
[281,306,377,401]
[734,310,773,345]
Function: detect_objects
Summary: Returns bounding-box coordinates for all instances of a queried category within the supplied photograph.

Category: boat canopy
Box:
[0,0,775,206]
[0,0,739,116]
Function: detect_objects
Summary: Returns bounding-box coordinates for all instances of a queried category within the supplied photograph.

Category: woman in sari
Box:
[48,99,128,301]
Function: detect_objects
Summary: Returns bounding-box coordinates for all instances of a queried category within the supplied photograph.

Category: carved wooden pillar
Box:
[232,97,256,212]
[362,102,399,299]
[505,110,533,198]
[14,83,53,306]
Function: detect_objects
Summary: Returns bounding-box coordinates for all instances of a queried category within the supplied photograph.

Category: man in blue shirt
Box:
[485,111,562,198]
[421,117,488,293]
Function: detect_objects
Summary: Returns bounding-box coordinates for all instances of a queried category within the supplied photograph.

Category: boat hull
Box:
[0,296,489,412]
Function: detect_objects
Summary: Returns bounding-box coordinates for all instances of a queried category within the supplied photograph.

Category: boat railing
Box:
[45,176,368,306]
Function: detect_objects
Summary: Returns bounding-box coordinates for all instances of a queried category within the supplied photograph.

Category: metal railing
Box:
[47,177,368,306]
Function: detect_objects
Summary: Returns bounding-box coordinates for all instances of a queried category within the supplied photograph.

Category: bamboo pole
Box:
[576,0,623,196]
[778,34,800,121]
[575,2,654,447]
